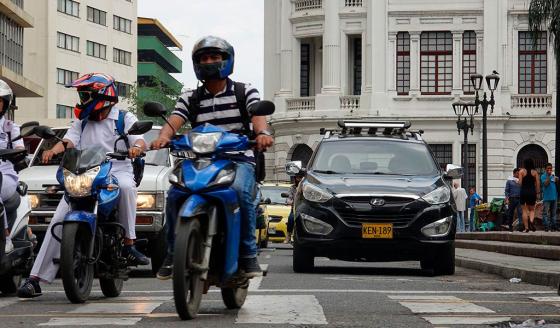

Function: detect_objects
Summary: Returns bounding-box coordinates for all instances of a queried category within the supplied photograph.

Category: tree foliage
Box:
[529,0,560,53]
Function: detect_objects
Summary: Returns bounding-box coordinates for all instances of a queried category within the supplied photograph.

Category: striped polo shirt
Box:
[172,78,260,132]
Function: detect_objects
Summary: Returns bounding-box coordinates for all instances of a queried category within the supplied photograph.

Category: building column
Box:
[476,30,484,75]
[409,31,421,96]
[452,31,463,95]
[387,32,397,92]
[278,0,293,96]
[321,0,341,94]
[363,0,373,93]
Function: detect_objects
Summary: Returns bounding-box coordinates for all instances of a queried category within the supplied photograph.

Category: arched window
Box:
[516,144,548,174]
[290,144,313,167]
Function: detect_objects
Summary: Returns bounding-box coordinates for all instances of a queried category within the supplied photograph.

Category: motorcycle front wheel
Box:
[221,284,248,309]
[173,219,204,320]
[60,222,94,303]
[100,278,123,298]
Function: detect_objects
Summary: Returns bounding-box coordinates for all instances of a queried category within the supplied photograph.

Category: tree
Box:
[529,0,560,174]
[124,77,183,127]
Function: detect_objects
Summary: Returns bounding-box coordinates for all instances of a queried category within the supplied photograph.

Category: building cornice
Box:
[289,14,325,25]
[388,10,483,17]
[0,0,33,27]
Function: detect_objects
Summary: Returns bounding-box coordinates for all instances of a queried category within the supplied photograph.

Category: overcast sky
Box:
[138,0,264,93]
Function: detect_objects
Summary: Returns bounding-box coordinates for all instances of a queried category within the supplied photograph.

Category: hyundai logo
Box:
[370,198,385,206]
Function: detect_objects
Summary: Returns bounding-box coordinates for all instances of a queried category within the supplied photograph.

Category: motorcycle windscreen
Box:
[61,147,106,173]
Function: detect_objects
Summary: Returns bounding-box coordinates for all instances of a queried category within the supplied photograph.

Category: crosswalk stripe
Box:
[236,295,327,325]
[390,295,495,314]
[248,264,268,291]
[69,302,164,314]
[422,316,511,325]
[39,317,142,326]
[530,296,560,302]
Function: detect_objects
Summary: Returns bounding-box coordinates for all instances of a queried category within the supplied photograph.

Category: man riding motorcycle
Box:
[0,80,24,255]
[151,36,274,280]
[17,73,149,298]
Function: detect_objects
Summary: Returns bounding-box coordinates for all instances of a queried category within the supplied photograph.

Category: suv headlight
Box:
[190,132,222,154]
[302,182,332,203]
[29,194,39,209]
[137,194,155,209]
[421,216,453,237]
[63,166,100,197]
[421,186,451,204]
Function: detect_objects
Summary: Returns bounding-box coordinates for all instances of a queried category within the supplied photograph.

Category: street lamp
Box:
[453,101,476,191]
[470,72,500,203]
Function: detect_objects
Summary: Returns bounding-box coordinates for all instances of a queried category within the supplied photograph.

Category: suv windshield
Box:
[31,128,169,167]
[261,186,290,205]
[311,140,439,176]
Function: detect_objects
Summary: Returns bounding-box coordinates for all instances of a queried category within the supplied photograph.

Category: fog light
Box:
[301,213,333,235]
[421,216,453,237]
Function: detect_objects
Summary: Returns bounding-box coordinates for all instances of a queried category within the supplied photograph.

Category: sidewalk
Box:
[455,232,560,292]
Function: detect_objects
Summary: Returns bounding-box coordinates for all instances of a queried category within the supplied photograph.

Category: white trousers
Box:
[30,170,137,283]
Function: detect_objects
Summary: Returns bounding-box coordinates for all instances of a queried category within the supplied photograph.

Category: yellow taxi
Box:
[255,203,269,248]
[260,183,292,243]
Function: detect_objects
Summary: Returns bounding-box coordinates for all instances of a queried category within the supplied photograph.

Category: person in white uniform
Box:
[17,73,148,298]
[0,80,24,253]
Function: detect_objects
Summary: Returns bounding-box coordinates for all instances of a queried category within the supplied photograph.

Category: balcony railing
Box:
[340,95,360,111]
[345,0,362,7]
[287,97,315,111]
[294,0,322,12]
[10,0,23,9]
[511,94,552,110]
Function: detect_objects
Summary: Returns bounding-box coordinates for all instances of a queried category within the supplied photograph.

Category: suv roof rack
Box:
[319,120,423,140]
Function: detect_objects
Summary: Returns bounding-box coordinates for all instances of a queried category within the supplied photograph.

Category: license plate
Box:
[362,223,393,239]
[268,227,276,234]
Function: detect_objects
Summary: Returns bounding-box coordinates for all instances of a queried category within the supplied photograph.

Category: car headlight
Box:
[421,216,453,237]
[421,186,451,204]
[63,166,100,197]
[208,167,236,187]
[137,194,156,209]
[190,132,222,154]
[302,182,332,203]
[29,194,39,209]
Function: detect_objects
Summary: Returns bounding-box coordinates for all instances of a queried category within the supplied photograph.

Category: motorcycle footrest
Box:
[189,263,208,273]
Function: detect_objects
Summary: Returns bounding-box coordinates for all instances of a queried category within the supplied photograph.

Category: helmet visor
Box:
[78,91,94,104]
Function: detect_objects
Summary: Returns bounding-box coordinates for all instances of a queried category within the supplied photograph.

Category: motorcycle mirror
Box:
[143,101,167,118]
[33,126,57,140]
[248,100,275,116]
[280,192,289,198]
[10,121,39,142]
[127,121,153,135]
[260,197,271,205]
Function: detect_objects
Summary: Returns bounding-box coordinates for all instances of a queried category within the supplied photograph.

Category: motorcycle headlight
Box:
[421,186,451,205]
[302,182,332,203]
[209,167,236,187]
[190,132,222,154]
[63,166,100,197]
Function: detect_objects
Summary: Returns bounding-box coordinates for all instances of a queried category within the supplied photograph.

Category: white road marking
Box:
[423,316,511,325]
[236,295,327,325]
[391,295,495,314]
[0,297,17,309]
[90,296,171,302]
[69,302,163,314]
[39,317,142,326]
[530,296,560,302]
[389,295,462,301]
[248,264,268,291]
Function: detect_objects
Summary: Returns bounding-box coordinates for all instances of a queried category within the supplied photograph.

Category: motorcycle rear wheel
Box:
[173,219,204,320]
[100,278,123,298]
[60,222,94,304]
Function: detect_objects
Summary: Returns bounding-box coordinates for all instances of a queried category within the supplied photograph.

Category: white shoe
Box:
[5,237,14,253]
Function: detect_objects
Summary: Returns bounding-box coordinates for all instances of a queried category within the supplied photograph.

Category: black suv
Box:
[286,121,461,276]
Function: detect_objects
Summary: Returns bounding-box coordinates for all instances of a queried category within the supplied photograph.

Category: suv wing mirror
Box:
[285,161,304,176]
[445,164,463,179]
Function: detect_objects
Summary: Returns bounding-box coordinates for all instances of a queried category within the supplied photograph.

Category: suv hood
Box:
[307,172,443,197]
[19,165,169,191]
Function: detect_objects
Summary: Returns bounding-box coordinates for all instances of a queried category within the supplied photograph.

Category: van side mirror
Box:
[445,164,463,179]
[285,161,304,176]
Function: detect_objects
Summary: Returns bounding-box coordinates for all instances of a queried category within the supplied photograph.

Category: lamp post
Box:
[470,73,500,203]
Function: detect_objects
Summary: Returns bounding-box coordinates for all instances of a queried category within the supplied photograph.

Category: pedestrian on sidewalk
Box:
[540,163,558,232]
[518,158,541,233]
[505,168,523,232]
[468,187,482,232]
[452,182,468,232]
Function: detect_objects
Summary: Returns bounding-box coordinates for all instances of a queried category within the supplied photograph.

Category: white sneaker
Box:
[5,237,14,253]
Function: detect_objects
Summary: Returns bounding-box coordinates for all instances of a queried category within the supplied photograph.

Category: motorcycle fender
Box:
[178,194,210,219]
[64,211,96,235]
[10,195,31,239]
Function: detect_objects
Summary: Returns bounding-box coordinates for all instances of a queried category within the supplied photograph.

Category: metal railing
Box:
[340,95,360,111]
[344,0,362,7]
[10,0,23,9]
[294,0,322,12]
[287,97,315,111]
[511,94,552,110]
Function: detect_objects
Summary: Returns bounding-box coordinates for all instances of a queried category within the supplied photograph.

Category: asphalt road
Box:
[1,244,560,328]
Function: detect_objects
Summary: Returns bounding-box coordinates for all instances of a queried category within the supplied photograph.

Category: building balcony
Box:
[290,0,324,25]
[287,97,315,111]
[344,0,362,7]
[340,95,360,111]
[138,36,182,73]
[294,0,322,12]
[138,62,182,92]
[510,94,553,115]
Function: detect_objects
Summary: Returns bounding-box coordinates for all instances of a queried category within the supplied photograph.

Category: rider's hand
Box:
[151,136,170,150]
[42,150,56,164]
[128,146,143,159]
[255,134,273,152]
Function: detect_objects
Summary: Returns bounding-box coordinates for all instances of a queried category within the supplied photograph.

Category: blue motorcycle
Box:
[143,100,274,320]
[33,121,152,303]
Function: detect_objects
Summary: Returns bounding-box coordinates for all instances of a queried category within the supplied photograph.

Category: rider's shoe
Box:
[239,257,263,278]
[17,277,42,298]
[156,253,173,280]
[122,245,149,266]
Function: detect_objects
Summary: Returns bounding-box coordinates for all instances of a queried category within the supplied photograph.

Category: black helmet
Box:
[0,79,13,118]
[192,36,234,81]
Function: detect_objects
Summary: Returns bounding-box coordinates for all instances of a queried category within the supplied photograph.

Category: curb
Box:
[455,240,560,260]
[455,256,560,290]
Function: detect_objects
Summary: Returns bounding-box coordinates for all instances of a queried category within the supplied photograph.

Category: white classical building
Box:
[17,0,137,126]
[264,0,557,200]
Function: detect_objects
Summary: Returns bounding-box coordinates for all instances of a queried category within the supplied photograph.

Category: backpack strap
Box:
[3,119,13,149]
[233,81,251,137]
[116,110,130,149]
[186,86,205,125]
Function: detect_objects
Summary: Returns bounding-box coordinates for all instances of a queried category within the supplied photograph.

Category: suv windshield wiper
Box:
[352,171,394,175]
[313,169,343,174]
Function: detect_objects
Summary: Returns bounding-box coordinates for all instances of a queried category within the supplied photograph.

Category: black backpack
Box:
[187,82,266,182]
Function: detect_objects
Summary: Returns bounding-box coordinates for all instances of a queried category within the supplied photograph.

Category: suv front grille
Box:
[36,192,63,211]
[335,195,418,227]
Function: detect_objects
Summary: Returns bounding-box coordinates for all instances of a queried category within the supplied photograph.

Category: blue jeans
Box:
[542,200,558,230]
[456,211,465,232]
[506,197,523,229]
[165,162,258,259]
[469,208,475,232]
